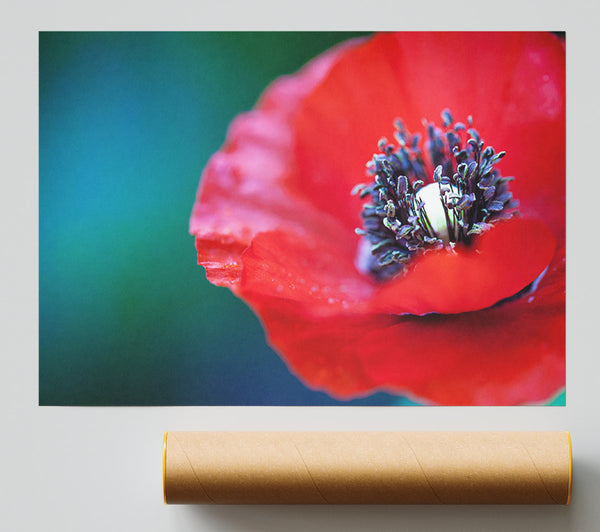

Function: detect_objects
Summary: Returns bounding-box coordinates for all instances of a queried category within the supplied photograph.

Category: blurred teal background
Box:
[39,31,420,405]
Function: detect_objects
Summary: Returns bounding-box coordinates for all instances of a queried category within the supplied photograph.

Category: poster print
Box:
[39,32,565,406]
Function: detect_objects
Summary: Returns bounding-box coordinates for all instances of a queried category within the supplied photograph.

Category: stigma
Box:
[353,109,519,280]
[416,182,458,244]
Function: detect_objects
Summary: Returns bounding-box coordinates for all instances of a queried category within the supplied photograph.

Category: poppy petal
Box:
[248,252,564,405]
[240,229,374,318]
[373,218,556,315]
[292,32,565,235]
[190,38,364,289]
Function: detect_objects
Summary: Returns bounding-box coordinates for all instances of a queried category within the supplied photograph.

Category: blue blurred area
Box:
[39,31,422,405]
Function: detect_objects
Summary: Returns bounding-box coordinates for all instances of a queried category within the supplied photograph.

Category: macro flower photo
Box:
[39,32,564,406]
[190,32,565,405]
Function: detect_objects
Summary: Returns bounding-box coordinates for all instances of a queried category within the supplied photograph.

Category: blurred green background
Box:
[39,31,419,405]
[39,32,565,406]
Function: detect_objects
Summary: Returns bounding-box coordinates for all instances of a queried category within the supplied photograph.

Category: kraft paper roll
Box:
[163,431,572,505]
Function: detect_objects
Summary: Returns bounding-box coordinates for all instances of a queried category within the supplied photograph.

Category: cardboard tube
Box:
[163,431,572,505]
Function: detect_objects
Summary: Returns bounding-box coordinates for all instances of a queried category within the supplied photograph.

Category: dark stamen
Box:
[353,110,519,280]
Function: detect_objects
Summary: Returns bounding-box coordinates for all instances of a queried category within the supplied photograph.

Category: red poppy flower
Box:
[190,32,565,405]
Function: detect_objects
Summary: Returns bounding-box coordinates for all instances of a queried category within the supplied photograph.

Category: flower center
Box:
[353,110,519,280]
